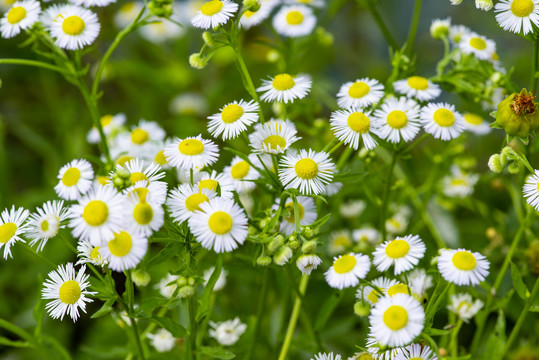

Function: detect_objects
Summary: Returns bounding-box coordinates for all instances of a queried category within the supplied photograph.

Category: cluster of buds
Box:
[491,89,539,142]
[175,274,197,298]
[111,167,132,190]
[488,146,524,174]
[148,0,174,17]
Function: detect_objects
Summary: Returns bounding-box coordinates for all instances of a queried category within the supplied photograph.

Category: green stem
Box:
[0,59,72,75]
[363,0,399,51]
[380,150,398,240]
[405,0,422,57]
[125,270,145,360]
[531,35,539,94]
[449,318,463,357]
[244,269,270,360]
[277,274,310,360]
[232,48,265,123]
[186,298,196,360]
[322,137,339,153]
[0,318,34,343]
[328,140,344,155]
[21,243,56,267]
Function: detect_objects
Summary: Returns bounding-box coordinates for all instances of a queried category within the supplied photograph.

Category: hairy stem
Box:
[363,0,399,51]
[405,0,422,57]
[125,271,145,360]
[380,150,398,240]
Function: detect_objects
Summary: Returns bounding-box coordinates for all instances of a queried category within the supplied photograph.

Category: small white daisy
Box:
[438,248,490,286]
[224,155,261,193]
[209,317,247,346]
[275,195,317,236]
[0,0,40,38]
[459,33,496,60]
[408,268,433,301]
[48,5,100,50]
[70,0,116,8]
[196,170,235,198]
[167,184,216,224]
[339,199,366,219]
[374,97,421,143]
[441,165,479,198]
[366,336,406,360]
[203,266,227,291]
[393,76,441,102]
[337,78,384,109]
[324,252,371,289]
[330,108,379,150]
[147,328,176,353]
[449,24,471,44]
[139,17,185,43]
[297,254,322,275]
[279,149,335,195]
[311,353,342,360]
[523,170,539,210]
[116,120,166,157]
[208,99,259,140]
[273,5,317,38]
[257,73,312,103]
[41,263,96,322]
[420,102,465,141]
[116,158,165,186]
[373,235,426,275]
[157,273,179,298]
[99,230,148,272]
[0,206,29,259]
[328,230,353,255]
[494,0,539,35]
[447,293,484,322]
[26,201,68,252]
[430,17,450,39]
[396,343,437,360]
[54,159,94,201]
[352,227,381,246]
[165,135,219,170]
[169,92,208,116]
[358,277,398,305]
[385,213,409,236]
[191,0,238,29]
[249,119,300,154]
[76,240,107,267]
[239,0,276,29]
[147,139,174,169]
[369,293,425,347]
[125,193,164,237]
[188,197,248,253]
[124,179,168,206]
[462,112,491,135]
[87,113,126,144]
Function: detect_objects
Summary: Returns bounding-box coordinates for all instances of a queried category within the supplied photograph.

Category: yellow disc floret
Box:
[208,211,233,235]
[179,139,204,155]
[452,251,477,270]
[407,76,429,90]
[386,110,408,129]
[154,150,168,165]
[90,246,101,261]
[133,202,153,225]
[185,193,209,212]
[62,16,86,36]
[221,104,244,123]
[464,113,483,125]
[511,0,534,17]
[108,231,133,257]
[130,172,148,184]
[333,254,357,274]
[284,202,305,223]
[198,179,218,192]
[62,167,81,186]
[383,305,408,330]
[0,223,17,244]
[347,112,371,133]
[433,108,455,127]
[469,37,487,50]
[7,6,26,24]
[286,10,304,25]
[83,200,108,226]
[131,128,150,145]
[295,158,318,179]
[272,74,295,91]
[387,283,410,297]
[264,135,287,150]
[230,161,250,179]
[348,81,370,99]
[201,0,223,16]
[385,239,410,259]
[59,280,81,305]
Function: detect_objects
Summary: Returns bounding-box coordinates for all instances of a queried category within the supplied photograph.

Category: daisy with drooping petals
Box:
[394,76,441,102]
[70,0,116,8]
[325,252,370,289]
[54,159,94,201]
[330,108,379,150]
[369,293,424,347]
[408,268,433,301]
[125,193,164,237]
[358,277,398,305]
[0,206,29,259]
[274,195,317,236]
[447,293,483,322]
[249,119,300,154]
[438,248,490,286]
[147,328,176,353]
[87,113,126,144]
[165,135,219,170]
[495,0,539,35]
[279,149,335,195]
[0,0,40,38]
[209,317,247,346]
[523,169,539,210]
[273,5,317,38]
[462,112,491,135]
[26,201,68,252]
[337,78,384,109]
[396,343,437,360]
[224,155,261,193]
[374,97,421,143]
[197,171,235,198]
[42,263,95,322]
[76,240,107,267]
[99,230,148,272]
[459,33,496,60]
[297,254,322,275]
[68,185,126,246]
[48,5,100,50]
[420,102,465,140]
[208,99,259,140]
[191,0,238,29]
[188,197,248,253]
[373,235,426,275]
[257,73,311,103]
[167,184,216,223]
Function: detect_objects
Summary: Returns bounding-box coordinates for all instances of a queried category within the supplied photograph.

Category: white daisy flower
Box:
[54,159,94,201]
[239,0,276,29]
[373,235,426,275]
[273,5,317,38]
[76,240,107,267]
[147,139,174,169]
[369,293,425,347]
[523,169,539,210]
[147,328,176,353]
[196,170,235,198]
[279,149,335,195]
[70,0,116,8]
[224,155,261,193]
[190,0,238,29]
[68,185,126,246]
[87,113,126,144]
[26,201,68,252]
[0,206,30,259]
[407,268,433,301]
[116,158,165,187]
[275,196,317,236]
[393,76,441,102]
[395,343,437,360]
[366,336,406,360]
[208,99,259,140]
[157,273,179,298]
[330,108,379,150]
[358,277,398,305]
[116,120,166,157]
[48,5,100,50]
[296,254,322,275]
[249,119,300,154]
[311,353,342,360]
[420,102,465,141]
[385,213,409,236]
[203,266,227,291]
[165,135,219,170]
[462,112,491,135]
[447,293,483,322]
[170,92,208,116]
[353,227,381,246]
[0,0,40,39]
[328,230,353,255]
[438,248,490,286]
[167,184,216,224]
[114,1,143,29]
[209,317,246,346]
[459,33,496,60]
[449,24,471,44]
[495,0,539,35]
[257,73,312,103]
[339,199,366,218]
[337,78,384,109]
[430,17,450,39]
[41,263,96,322]
[139,17,185,43]
[124,179,168,206]
[125,193,164,237]
[188,197,248,253]
[99,230,148,272]
[374,98,421,143]
[441,165,479,198]
[324,252,371,290]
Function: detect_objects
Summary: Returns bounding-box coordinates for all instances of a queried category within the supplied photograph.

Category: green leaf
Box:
[423,328,450,336]
[291,193,301,234]
[151,316,187,338]
[511,262,529,300]
[424,277,449,329]
[32,288,45,341]
[484,310,506,360]
[309,213,332,229]
[197,256,223,322]
[91,297,116,319]
[314,291,344,331]
[197,346,236,359]
[146,241,184,267]
[0,337,31,348]
[529,305,539,312]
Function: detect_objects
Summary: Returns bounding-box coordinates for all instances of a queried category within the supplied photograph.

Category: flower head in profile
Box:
[257,73,311,103]
[0,0,40,39]
[191,0,238,29]
[209,317,247,346]
[0,206,30,259]
[495,0,539,35]
[273,5,317,38]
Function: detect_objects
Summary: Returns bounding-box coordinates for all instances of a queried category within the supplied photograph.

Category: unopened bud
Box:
[274,246,293,266]
[189,53,207,69]
[132,270,151,287]
[508,161,522,174]
[202,32,215,47]
[301,240,317,254]
[256,255,272,266]
[354,301,371,317]
[178,285,195,298]
[488,154,504,173]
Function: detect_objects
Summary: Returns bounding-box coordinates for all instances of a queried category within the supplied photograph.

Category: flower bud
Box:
[303,226,314,238]
[354,301,371,317]
[189,53,208,69]
[116,168,131,179]
[178,285,195,298]
[475,0,493,11]
[267,235,284,254]
[188,276,196,286]
[256,255,272,266]
[488,154,504,173]
[243,0,260,11]
[202,32,215,48]
[492,89,539,138]
[430,18,450,40]
[288,239,300,250]
[176,275,187,287]
[274,246,293,266]
[132,269,151,287]
[301,240,317,254]
[508,161,522,174]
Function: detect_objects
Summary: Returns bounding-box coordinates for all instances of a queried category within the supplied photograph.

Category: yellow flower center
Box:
[154,150,168,165]
[100,115,114,127]
[469,37,487,50]
[62,167,81,186]
[133,202,153,225]
[286,10,304,25]
[117,155,133,166]
[333,254,357,274]
[450,178,467,186]
[0,223,17,244]
[179,139,204,155]
[452,251,477,270]
[492,52,500,61]
[387,110,408,129]
[433,108,455,127]
[62,16,86,36]
[385,239,410,259]
[185,193,209,212]
[97,176,109,186]
[264,135,287,150]
[383,305,408,330]
[387,283,410,297]
[348,81,370,99]
[208,211,233,235]
[272,74,295,91]
[198,179,218,192]
[120,2,135,12]
[295,158,318,179]
[244,10,255,17]
[407,76,429,90]
[59,280,81,305]
[130,172,148,184]
[7,6,26,24]
[284,202,305,223]
[131,187,149,202]
[464,113,483,125]
[457,301,472,311]
[368,289,381,303]
[90,246,101,261]
[333,235,351,247]
[83,200,108,226]
[200,0,223,16]
[221,104,244,123]
[41,220,49,232]
[358,354,375,360]
[511,0,534,17]
[131,128,149,145]
[347,112,370,133]
[108,231,133,257]
[231,161,250,179]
